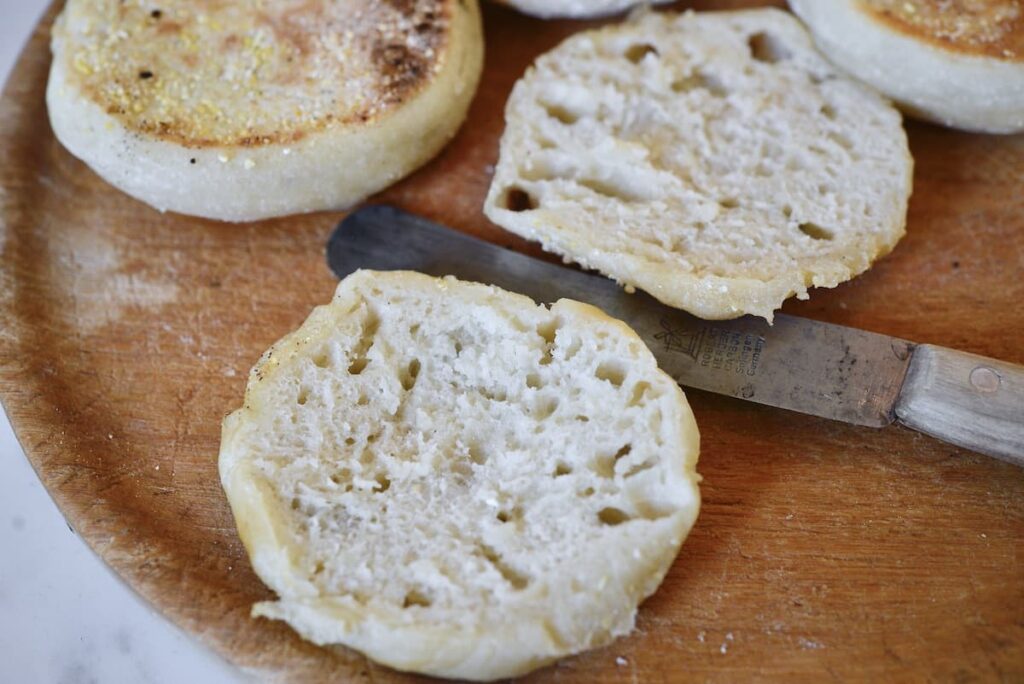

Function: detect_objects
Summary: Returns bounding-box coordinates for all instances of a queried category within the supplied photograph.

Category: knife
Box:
[326,205,1024,467]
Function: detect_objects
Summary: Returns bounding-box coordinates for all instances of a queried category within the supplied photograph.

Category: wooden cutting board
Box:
[2,2,1023,681]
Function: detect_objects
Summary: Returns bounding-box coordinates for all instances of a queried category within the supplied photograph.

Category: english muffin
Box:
[47,0,484,221]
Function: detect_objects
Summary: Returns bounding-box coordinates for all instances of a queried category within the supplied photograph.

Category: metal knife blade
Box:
[326,205,913,428]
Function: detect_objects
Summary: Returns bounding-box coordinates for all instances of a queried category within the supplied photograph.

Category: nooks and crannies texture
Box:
[484,8,913,321]
[219,271,701,681]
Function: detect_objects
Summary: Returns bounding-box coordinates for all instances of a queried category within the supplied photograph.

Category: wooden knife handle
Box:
[895,345,1024,466]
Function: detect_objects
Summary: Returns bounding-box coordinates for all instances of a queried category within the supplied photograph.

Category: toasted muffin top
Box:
[52,0,454,147]
[860,0,1023,60]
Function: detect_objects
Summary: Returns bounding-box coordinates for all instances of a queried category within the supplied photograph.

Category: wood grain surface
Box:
[2,2,1023,682]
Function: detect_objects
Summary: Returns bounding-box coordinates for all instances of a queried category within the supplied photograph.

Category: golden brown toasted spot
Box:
[56,0,453,148]
[155,20,183,36]
[860,0,1024,60]
[371,1,449,106]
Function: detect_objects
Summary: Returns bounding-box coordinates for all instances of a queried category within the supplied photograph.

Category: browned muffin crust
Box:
[54,0,454,148]
[859,0,1024,60]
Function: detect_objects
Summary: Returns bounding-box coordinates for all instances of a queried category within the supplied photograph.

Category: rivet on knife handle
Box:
[895,345,1024,467]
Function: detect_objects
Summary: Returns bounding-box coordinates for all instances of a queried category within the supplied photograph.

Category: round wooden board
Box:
[2,2,1023,682]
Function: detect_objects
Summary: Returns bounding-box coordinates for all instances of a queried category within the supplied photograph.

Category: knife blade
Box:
[326,205,1024,466]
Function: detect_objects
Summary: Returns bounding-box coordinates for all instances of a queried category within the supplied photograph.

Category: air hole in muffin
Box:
[479,544,530,589]
[374,473,391,492]
[542,102,579,125]
[496,507,521,523]
[296,389,309,406]
[821,104,837,120]
[598,507,632,526]
[672,70,728,96]
[480,387,508,402]
[535,396,559,420]
[720,198,739,209]
[624,460,656,478]
[468,442,487,465]
[554,462,572,477]
[671,76,695,93]
[537,318,558,344]
[595,361,625,387]
[799,222,834,241]
[629,382,651,407]
[400,358,421,391]
[748,32,791,63]
[526,372,542,389]
[537,319,558,365]
[579,487,595,498]
[562,335,582,361]
[312,352,330,368]
[593,444,631,478]
[502,186,537,212]
[347,310,379,374]
[403,589,432,608]
[613,444,633,473]
[625,43,659,63]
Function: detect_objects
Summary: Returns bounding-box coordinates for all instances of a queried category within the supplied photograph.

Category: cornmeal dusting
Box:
[53,0,451,147]
[861,0,1023,58]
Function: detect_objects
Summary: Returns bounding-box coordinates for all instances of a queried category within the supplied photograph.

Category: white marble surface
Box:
[0,3,249,682]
